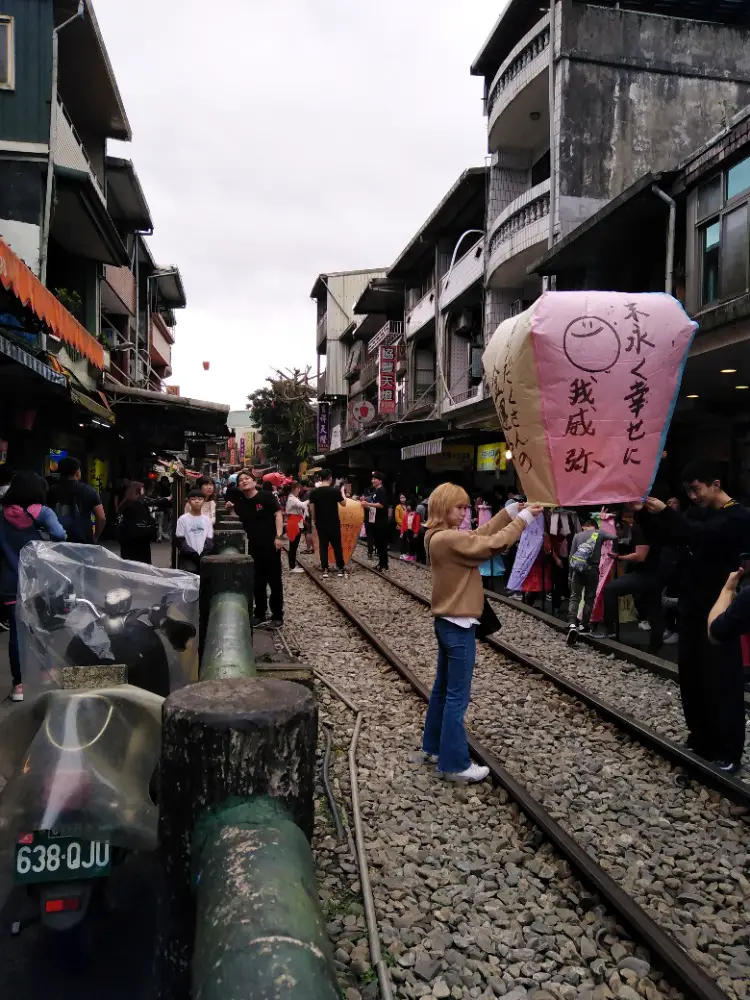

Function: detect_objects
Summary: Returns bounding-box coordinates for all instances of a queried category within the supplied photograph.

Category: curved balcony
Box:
[487,14,550,153]
[487,180,550,288]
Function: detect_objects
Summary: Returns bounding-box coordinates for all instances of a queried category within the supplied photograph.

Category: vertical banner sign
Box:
[318,401,331,451]
[483,291,697,505]
[379,346,397,415]
[239,435,246,461]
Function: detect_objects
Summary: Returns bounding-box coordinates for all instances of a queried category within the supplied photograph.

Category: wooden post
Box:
[192,798,339,1000]
[158,677,318,999]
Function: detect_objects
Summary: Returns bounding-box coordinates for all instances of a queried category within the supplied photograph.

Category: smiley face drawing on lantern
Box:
[563,315,621,373]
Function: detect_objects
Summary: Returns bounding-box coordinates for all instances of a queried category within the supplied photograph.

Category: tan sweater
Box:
[426,509,526,617]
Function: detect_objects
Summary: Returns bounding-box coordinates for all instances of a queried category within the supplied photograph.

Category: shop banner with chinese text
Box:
[379,346,397,415]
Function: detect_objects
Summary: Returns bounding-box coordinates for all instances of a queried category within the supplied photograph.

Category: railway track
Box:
[290,555,749,1000]
[363,554,750,784]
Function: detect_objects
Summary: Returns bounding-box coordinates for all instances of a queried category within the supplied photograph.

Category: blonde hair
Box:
[425,482,471,531]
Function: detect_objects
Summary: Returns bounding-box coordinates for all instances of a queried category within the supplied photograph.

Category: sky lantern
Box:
[202,361,210,371]
[483,291,697,506]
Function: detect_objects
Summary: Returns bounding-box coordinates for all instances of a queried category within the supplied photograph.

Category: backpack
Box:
[52,484,86,542]
[569,530,600,573]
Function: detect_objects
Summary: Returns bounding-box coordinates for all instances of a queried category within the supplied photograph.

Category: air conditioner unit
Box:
[510,299,532,317]
[453,310,474,336]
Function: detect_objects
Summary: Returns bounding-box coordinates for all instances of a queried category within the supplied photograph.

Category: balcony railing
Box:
[54,100,106,206]
[487,16,551,120]
[367,320,404,355]
[405,290,436,339]
[152,310,176,344]
[103,264,136,315]
[150,318,172,369]
[441,239,484,310]
[488,181,551,261]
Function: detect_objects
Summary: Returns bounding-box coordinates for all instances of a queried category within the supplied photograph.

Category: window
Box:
[696,154,750,308]
[0,15,14,91]
[531,150,551,188]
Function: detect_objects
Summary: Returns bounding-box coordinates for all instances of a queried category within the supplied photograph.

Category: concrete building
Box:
[473,0,750,339]
[532,103,750,498]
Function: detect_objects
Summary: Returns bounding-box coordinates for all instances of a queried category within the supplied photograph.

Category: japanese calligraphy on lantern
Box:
[379,346,397,415]
[483,292,697,505]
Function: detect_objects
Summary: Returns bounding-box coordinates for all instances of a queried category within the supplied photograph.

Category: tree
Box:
[247,367,316,472]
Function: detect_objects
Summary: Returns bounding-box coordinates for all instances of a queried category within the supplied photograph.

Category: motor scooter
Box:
[0,543,199,955]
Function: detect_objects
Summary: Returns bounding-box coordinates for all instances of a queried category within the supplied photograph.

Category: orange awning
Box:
[0,238,104,369]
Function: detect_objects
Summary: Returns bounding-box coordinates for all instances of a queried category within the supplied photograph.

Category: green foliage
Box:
[247,367,316,473]
[53,287,83,319]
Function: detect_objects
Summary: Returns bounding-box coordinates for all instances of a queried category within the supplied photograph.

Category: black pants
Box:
[374,522,389,569]
[365,521,375,558]
[178,553,201,575]
[603,571,663,649]
[120,539,152,564]
[252,548,283,621]
[400,530,416,557]
[288,535,301,569]
[679,613,746,764]
[317,522,344,571]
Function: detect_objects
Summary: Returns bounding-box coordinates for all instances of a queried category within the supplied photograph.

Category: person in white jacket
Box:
[285,483,309,572]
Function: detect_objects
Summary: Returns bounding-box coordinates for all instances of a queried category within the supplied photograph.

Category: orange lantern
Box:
[202,361,210,371]
[328,499,365,567]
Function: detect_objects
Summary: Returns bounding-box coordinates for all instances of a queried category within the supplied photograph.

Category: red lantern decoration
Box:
[202,361,210,371]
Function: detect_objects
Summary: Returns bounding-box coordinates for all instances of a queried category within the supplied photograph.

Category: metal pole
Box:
[652,185,676,295]
[548,0,558,251]
[40,1,85,284]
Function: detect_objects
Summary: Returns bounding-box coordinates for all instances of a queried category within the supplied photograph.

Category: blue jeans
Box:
[422,618,476,773]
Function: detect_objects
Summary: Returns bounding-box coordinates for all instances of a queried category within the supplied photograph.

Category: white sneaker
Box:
[10,684,23,703]
[422,752,438,765]
[637,620,651,631]
[322,571,329,579]
[290,567,305,573]
[662,631,679,645]
[442,763,490,783]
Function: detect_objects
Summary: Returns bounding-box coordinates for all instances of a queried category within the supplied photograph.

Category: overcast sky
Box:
[95,0,505,410]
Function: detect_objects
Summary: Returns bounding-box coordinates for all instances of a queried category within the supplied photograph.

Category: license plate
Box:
[14,832,111,885]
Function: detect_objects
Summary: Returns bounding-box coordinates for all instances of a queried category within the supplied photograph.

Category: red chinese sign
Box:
[379,346,397,415]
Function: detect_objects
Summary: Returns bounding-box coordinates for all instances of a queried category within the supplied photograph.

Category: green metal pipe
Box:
[200,593,256,681]
[192,798,339,1000]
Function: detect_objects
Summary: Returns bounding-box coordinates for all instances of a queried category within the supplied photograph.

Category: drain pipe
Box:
[652,185,676,296]
[547,0,558,252]
[40,0,85,284]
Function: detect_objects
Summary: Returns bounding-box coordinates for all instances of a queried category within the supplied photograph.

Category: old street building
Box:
[0,0,227,481]
[312,1,750,494]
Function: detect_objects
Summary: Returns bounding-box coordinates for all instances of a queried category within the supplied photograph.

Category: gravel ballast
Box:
[285,568,687,1000]
[304,556,750,1000]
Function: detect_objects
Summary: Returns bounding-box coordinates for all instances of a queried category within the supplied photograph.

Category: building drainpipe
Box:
[547,0,558,253]
[652,185,676,296]
[40,1,85,285]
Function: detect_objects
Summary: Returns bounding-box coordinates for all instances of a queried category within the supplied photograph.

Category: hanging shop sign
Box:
[483,291,697,505]
[330,424,342,451]
[426,444,475,473]
[476,442,507,472]
[379,346,397,415]
[317,401,331,451]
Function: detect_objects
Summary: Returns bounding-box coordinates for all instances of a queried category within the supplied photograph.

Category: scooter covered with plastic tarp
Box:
[0,542,199,947]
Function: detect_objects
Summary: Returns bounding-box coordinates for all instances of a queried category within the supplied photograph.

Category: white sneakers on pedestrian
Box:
[637,620,651,631]
[290,566,305,574]
[566,624,579,647]
[662,630,679,645]
[442,763,490,783]
[10,684,23,703]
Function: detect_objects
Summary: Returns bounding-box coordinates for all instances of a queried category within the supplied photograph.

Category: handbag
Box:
[476,597,502,638]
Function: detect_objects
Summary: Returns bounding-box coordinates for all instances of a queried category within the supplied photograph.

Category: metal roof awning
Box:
[0,332,68,387]
[104,378,229,416]
[0,238,104,368]
[402,438,444,460]
[71,387,115,424]
[529,172,673,277]
[106,158,153,232]
[353,279,405,316]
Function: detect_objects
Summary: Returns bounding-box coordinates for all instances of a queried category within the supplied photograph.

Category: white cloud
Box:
[95,0,505,408]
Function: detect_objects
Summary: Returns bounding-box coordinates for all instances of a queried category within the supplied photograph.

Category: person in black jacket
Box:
[118,481,157,564]
[645,459,750,774]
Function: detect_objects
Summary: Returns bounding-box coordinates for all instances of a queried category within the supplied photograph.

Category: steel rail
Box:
[350,556,750,806]
[299,561,731,1000]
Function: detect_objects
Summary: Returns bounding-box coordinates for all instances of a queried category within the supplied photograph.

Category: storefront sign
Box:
[317,401,330,451]
[330,424,342,451]
[426,444,474,472]
[87,457,108,493]
[379,346,397,415]
[477,442,507,472]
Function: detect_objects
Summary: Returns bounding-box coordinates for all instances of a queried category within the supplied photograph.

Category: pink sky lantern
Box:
[483,291,697,506]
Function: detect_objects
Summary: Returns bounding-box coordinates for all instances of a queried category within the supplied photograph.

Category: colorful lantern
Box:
[483,292,697,506]
[202,361,210,371]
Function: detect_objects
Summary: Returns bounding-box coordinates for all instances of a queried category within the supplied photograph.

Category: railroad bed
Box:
[287,570,686,1000]
[289,556,750,1000]
[366,555,750,778]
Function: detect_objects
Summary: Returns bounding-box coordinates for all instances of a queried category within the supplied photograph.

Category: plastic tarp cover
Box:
[0,685,162,850]
[17,542,199,700]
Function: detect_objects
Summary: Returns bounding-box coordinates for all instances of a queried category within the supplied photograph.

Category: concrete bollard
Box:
[200,592,255,681]
[158,677,318,999]
[192,798,339,1000]
[212,528,245,554]
[198,550,254,659]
